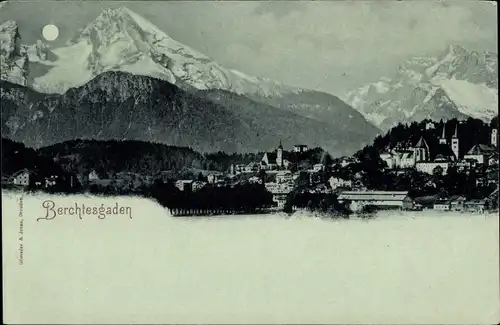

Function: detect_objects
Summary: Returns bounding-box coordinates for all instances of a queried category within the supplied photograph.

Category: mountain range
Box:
[1,6,497,155]
[344,45,498,132]
[0,7,380,155]
[1,70,380,154]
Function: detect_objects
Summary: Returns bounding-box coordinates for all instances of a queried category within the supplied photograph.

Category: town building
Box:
[464,199,488,213]
[312,163,326,172]
[207,173,221,184]
[450,196,467,211]
[248,176,262,184]
[275,170,293,184]
[337,190,414,211]
[192,181,207,192]
[492,128,498,146]
[339,156,358,167]
[415,125,459,175]
[264,182,294,194]
[433,199,451,211]
[328,176,352,190]
[463,144,497,166]
[293,144,309,153]
[175,180,193,192]
[380,136,430,170]
[88,170,100,181]
[230,164,247,175]
[260,141,290,170]
[9,169,31,186]
[245,162,259,173]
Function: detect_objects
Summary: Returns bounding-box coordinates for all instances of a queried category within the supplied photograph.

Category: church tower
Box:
[439,124,447,145]
[277,141,283,167]
[414,136,429,162]
[451,124,459,160]
[491,129,498,147]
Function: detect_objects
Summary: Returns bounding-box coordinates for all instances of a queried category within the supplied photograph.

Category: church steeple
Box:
[439,123,447,145]
[451,123,459,159]
[277,140,283,167]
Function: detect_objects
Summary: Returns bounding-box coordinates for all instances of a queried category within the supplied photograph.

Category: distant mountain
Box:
[0,8,379,152]
[1,71,374,155]
[197,89,378,152]
[8,7,302,97]
[0,21,28,86]
[345,45,498,131]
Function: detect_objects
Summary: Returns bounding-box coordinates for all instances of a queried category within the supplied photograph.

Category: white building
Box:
[10,169,31,186]
[416,161,450,175]
[380,136,430,170]
[337,191,414,211]
[265,182,294,194]
[207,173,221,184]
[88,170,100,181]
[248,176,262,184]
[192,181,207,192]
[328,176,352,190]
[312,163,325,172]
[463,144,497,166]
[339,156,358,167]
[276,170,293,184]
[260,141,290,170]
[293,144,309,153]
[492,128,498,146]
[433,199,451,211]
[175,180,193,191]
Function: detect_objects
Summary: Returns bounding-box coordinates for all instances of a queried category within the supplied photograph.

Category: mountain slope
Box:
[22,7,300,97]
[197,89,376,153]
[1,71,370,155]
[1,7,379,153]
[345,45,498,131]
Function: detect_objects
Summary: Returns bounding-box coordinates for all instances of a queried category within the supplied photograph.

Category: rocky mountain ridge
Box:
[345,45,498,131]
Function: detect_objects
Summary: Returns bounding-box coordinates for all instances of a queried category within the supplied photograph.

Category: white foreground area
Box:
[2,190,499,324]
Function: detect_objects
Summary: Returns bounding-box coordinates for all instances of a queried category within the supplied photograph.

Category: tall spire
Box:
[278,140,283,150]
[439,123,447,145]
[453,123,458,138]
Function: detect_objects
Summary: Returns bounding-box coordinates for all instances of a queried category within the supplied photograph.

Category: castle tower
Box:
[451,124,459,160]
[277,141,283,167]
[439,124,447,145]
[492,129,498,147]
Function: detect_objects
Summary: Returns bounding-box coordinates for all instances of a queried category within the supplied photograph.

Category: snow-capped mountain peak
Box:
[6,6,301,96]
[0,20,29,86]
[344,45,498,131]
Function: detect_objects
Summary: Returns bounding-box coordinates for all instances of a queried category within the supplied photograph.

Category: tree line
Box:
[150,181,275,213]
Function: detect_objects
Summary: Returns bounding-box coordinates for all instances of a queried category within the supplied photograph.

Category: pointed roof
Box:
[441,123,446,139]
[414,136,430,150]
[466,144,497,155]
[278,140,283,150]
[452,124,458,138]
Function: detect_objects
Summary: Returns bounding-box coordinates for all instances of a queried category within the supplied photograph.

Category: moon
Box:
[42,24,59,41]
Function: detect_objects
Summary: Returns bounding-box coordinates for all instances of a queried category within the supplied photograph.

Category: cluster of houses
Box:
[4,126,498,214]
[335,189,498,214]
[380,125,499,174]
[1,168,76,189]
[429,188,499,213]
